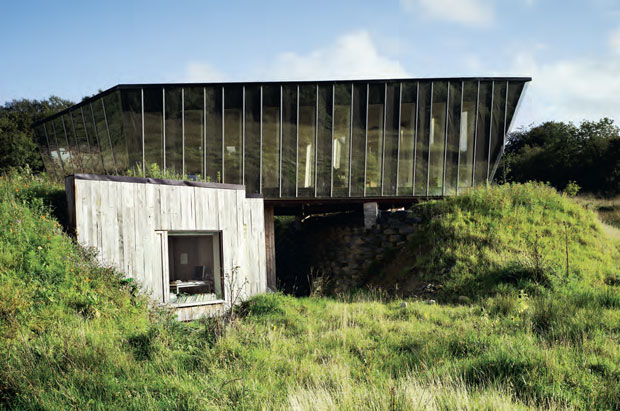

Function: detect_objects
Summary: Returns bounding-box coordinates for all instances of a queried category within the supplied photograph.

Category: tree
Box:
[0,97,74,173]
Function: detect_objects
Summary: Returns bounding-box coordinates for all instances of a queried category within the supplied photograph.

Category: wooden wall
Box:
[67,176,267,318]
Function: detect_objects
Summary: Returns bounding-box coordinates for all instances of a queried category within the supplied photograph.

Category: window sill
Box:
[169,299,225,308]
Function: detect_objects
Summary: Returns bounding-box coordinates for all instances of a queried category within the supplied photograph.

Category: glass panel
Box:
[505,81,526,134]
[316,84,333,197]
[223,86,243,184]
[445,81,462,195]
[71,110,91,172]
[351,84,367,196]
[281,85,297,197]
[165,87,183,174]
[475,81,492,185]
[92,100,115,174]
[415,82,431,195]
[53,117,73,174]
[244,86,261,194]
[366,83,384,196]
[206,87,223,183]
[63,113,82,172]
[143,88,164,170]
[298,85,316,197]
[458,82,477,190]
[120,89,142,172]
[333,84,351,196]
[46,121,64,174]
[383,82,400,196]
[83,105,105,174]
[35,125,56,178]
[105,92,128,172]
[262,85,280,197]
[429,82,447,196]
[184,87,204,178]
[489,81,507,182]
[399,82,417,195]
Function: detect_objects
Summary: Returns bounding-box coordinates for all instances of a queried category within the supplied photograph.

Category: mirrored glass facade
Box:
[34,78,529,199]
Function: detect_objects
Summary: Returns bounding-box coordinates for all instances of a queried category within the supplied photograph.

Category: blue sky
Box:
[1,0,619,129]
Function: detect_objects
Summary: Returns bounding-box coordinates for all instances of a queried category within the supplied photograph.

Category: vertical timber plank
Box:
[264,204,276,290]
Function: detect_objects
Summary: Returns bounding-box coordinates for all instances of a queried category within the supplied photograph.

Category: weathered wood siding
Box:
[67,175,267,318]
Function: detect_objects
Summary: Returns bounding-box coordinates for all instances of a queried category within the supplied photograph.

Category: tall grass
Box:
[1,174,620,409]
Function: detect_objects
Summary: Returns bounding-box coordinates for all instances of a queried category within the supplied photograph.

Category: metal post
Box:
[60,115,71,172]
[363,83,369,197]
[442,82,450,196]
[50,120,65,173]
[222,86,225,183]
[279,85,283,197]
[314,84,318,198]
[471,81,480,187]
[487,81,495,184]
[381,82,387,196]
[101,98,117,174]
[42,123,58,176]
[348,83,353,197]
[260,86,263,194]
[80,107,92,155]
[89,103,105,173]
[69,113,82,172]
[395,82,402,196]
[412,81,419,196]
[181,88,185,176]
[330,84,334,197]
[203,88,207,179]
[242,86,246,186]
[426,82,434,196]
[295,85,299,197]
[456,81,464,194]
[162,88,166,172]
[141,88,145,174]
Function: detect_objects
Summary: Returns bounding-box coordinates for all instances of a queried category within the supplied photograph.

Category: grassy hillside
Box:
[1,174,620,409]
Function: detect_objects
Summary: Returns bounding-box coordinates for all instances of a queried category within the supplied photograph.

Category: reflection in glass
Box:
[47,121,64,173]
[206,87,223,183]
[505,81,525,134]
[316,85,332,197]
[244,86,261,194]
[298,85,316,197]
[83,105,105,174]
[92,99,115,174]
[415,82,431,195]
[429,82,447,196]
[444,81,462,195]
[367,84,384,195]
[54,117,73,174]
[71,110,91,172]
[105,92,127,171]
[262,86,280,196]
[184,88,204,178]
[399,82,416,195]
[281,85,297,196]
[63,114,82,172]
[120,89,142,171]
[36,125,56,178]
[475,81,492,185]
[459,81,477,190]
[333,84,351,195]
[383,82,400,195]
[224,87,243,184]
[165,88,183,174]
[351,84,367,196]
[489,81,507,182]
[143,88,163,169]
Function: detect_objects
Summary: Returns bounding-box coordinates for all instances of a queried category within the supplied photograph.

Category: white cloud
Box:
[610,28,620,54]
[400,0,495,27]
[184,62,228,82]
[184,30,408,83]
[507,49,620,128]
[259,31,408,81]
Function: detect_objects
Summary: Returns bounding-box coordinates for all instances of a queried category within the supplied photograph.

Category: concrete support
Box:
[363,202,379,229]
[264,204,276,290]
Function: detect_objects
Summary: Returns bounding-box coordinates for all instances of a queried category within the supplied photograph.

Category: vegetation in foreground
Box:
[1,173,620,410]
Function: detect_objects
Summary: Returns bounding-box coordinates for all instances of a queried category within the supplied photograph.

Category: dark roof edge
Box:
[69,173,263,198]
[34,76,532,126]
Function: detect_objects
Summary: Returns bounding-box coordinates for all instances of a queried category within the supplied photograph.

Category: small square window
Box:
[167,233,223,304]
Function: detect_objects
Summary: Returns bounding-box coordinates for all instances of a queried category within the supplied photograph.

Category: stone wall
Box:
[275,208,421,294]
